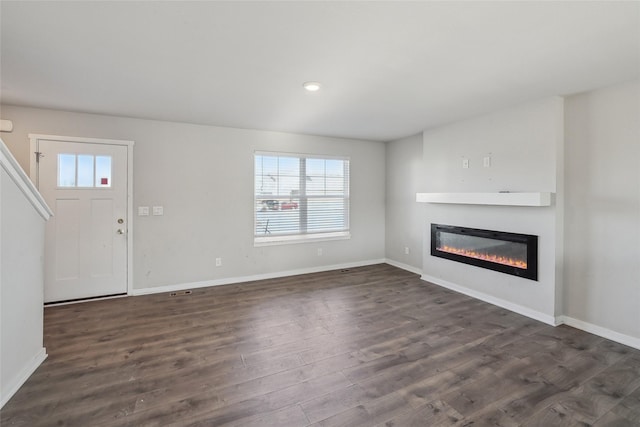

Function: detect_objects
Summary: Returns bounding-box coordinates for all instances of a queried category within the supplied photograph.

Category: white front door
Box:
[36,138,129,303]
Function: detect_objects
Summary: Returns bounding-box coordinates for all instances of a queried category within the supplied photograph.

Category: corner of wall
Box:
[554,97,565,318]
[384,133,424,272]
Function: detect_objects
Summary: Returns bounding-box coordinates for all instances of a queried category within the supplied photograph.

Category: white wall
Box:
[564,80,640,341]
[0,153,48,408]
[385,133,423,273]
[421,97,564,324]
[0,105,386,291]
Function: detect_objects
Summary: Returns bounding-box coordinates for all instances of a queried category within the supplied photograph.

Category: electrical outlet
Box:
[215,257,222,267]
[138,206,149,216]
[152,206,164,216]
[317,248,323,256]
[404,247,410,255]
[483,156,491,168]
[462,158,469,169]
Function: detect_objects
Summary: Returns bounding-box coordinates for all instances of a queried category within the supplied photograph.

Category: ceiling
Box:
[1,1,639,142]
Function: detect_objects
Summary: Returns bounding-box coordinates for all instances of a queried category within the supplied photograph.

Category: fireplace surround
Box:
[431,224,538,281]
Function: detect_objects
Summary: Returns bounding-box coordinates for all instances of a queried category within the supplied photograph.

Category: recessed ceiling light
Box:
[303,81,322,92]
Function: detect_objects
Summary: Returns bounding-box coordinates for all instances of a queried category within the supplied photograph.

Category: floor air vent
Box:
[170,290,192,297]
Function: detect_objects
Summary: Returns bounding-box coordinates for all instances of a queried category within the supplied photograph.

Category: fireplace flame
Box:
[437,245,527,269]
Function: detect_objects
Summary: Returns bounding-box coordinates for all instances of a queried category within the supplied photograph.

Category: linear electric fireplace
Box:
[431,224,538,281]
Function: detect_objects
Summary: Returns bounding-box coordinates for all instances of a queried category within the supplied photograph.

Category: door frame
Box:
[29,134,135,297]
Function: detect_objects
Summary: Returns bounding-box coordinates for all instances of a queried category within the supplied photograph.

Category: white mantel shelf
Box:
[416,192,552,207]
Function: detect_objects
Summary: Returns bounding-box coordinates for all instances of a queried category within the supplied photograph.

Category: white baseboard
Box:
[420,273,558,326]
[558,316,640,351]
[45,294,128,307]
[131,258,387,296]
[1,347,47,409]
[384,259,422,275]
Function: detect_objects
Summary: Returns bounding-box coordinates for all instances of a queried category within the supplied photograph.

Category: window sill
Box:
[254,231,351,247]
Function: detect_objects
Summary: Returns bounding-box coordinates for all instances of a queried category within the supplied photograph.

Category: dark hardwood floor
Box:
[2,264,639,426]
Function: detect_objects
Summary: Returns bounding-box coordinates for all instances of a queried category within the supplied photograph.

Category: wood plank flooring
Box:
[2,264,640,426]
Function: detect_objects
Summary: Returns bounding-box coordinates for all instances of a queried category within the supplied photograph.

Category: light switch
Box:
[483,156,491,168]
[462,159,469,169]
[138,206,149,216]
[152,206,164,216]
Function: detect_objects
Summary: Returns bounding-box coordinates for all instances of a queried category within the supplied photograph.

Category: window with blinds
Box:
[254,152,350,244]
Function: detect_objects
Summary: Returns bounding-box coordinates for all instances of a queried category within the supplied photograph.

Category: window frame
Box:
[253,151,351,246]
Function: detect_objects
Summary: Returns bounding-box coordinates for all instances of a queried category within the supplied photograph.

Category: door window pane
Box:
[95,156,112,187]
[58,154,76,187]
[57,154,113,188]
[77,155,94,187]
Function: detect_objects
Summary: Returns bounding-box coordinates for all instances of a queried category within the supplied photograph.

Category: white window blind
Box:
[254,152,350,244]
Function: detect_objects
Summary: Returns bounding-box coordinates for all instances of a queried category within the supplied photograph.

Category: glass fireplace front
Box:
[431,224,538,281]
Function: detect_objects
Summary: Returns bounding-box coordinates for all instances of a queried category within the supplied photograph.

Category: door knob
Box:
[117,229,124,235]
